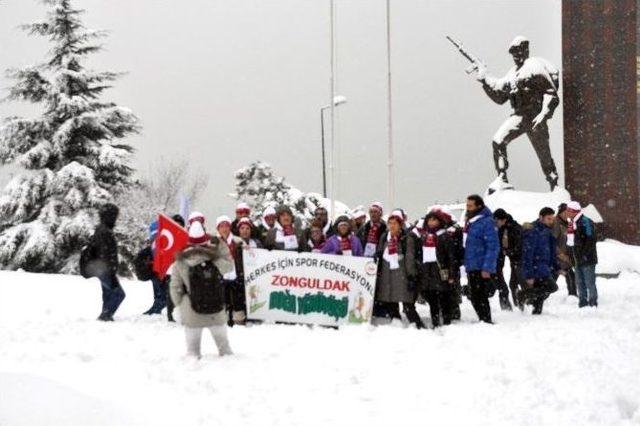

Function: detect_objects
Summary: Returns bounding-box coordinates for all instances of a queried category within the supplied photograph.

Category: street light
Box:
[320,95,347,198]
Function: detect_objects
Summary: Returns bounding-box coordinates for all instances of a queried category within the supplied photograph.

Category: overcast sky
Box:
[0,0,562,220]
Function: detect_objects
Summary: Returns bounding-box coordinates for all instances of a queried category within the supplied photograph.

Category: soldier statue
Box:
[449,35,561,190]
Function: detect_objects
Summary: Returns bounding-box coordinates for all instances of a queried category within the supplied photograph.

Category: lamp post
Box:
[320,95,347,198]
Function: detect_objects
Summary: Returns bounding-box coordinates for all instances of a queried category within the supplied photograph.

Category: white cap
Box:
[188,211,205,225]
[188,221,209,245]
[388,209,404,223]
[353,210,366,220]
[262,206,276,218]
[370,202,384,212]
[236,202,251,212]
[567,201,582,212]
[216,215,232,228]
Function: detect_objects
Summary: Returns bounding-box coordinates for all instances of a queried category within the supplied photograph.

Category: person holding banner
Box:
[417,210,460,327]
[264,205,307,252]
[169,221,234,358]
[357,202,387,258]
[256,206,277,245]
[321,216,364,256]
[306,219,327,253]
[216,216,247,326]
[374,210,424,329]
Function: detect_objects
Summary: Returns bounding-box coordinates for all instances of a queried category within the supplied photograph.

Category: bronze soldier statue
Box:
[449,36,561,190]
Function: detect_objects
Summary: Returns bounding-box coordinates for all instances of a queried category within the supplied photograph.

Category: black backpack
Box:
[186,261,225,314]
[134,247,155,281]
[79,241,97,279]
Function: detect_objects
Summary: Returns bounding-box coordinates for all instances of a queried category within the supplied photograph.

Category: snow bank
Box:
[1,270,639,425]
[597,239,640,275]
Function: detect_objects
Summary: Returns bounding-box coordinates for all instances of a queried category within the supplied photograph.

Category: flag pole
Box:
[385,0,395,210]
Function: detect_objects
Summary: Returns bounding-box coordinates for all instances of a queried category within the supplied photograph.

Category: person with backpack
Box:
[417,210,460,327]
[169,220,235,358]
[565,201,599,307]
[216,215,247,326]
[463,195,500,324]
[86,203,125,321]
[373,210,424,329]
[520,207,560,314]
[321,215,364,256]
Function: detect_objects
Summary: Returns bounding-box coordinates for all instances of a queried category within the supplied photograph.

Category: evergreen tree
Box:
[0,0,139,273]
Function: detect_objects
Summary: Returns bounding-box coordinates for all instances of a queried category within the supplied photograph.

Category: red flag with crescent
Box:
[153,214,189,279]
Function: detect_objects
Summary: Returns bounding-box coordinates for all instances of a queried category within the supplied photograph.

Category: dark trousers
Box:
[98,273,125,318]
[467,271,492,323]
[145,276,167,314]
[424,288,454,327]
[374,301,424,328]
[165,276,175,321]
[522,277,559,314]
[224,279,247,325]
[555,268,577,297]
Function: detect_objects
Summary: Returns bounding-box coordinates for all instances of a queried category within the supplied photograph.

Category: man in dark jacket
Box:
[357,202,387,258]
[565,201,598,307]
[90,203,125,321]
[463,195,500,323]
[520,207,559,314]
[493,208,522,310]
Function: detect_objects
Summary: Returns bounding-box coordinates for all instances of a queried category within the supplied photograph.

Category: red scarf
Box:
[340,236,352,253]
[283,225,295,236]
[388,234,399,255]
[367,223,380,244]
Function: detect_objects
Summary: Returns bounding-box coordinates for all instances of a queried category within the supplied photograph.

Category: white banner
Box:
[243,249,378,326]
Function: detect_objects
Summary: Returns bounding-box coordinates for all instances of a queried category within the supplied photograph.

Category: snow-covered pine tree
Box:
[0,0,139,273]
[232,161,351,227]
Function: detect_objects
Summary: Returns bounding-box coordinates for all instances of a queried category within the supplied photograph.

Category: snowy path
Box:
[1,271,639,426]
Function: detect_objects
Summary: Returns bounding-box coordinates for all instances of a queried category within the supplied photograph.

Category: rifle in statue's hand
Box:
[446,35,485,76]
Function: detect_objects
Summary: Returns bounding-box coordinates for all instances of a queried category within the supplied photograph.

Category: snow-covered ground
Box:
[1,263,639,426]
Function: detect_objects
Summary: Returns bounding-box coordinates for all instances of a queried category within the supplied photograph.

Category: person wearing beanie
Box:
[352,210,367,232]
[231,202,255,237]
[256,206,277,245]
[139,220,168,316]
[216,215,247,326]
[264,205,307,252]
[492,208,522,310]
[373,210,424,329]
[306,219,327,253]
[169,220,235,358]
[551,203,577,297]
[357,202,387,258]
[416,210,460,327]
[321,215,364,256]
[519,207,560,314]
[565,201,598,307]
[86,203,125,321]
[463,195,500,324]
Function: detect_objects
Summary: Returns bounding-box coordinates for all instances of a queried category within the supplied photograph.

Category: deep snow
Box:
[1,263,639,426]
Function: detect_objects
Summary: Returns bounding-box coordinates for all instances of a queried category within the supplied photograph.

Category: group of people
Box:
[83,194,599,358]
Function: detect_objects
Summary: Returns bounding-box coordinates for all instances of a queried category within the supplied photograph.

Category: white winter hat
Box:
[509,35,529,52]
[235,202,251,213]
[370,202,384,213]
[216,215,232,228]
[188,211,205,226]
[188,221,209,245]
[567,201,582,212]
[353,210,366,220]
[388,209,405,224]
[262,206,277,219]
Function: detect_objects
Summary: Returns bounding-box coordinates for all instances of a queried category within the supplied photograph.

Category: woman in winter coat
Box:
[264,205,307,252]
[373,210,424,328]
[321,215,364,256]
[170,221,234,358]
[216,215,248,326]
[417,210,460,327]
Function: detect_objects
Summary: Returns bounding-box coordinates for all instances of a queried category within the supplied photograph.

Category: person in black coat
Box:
[417,211,460,327]
[493,208,522,310]
[565,201,599,307]
[90,203,125,321]
[357,202,387,258]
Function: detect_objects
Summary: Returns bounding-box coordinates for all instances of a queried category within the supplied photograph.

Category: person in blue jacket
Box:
[463,195,500,323]
[519,207,560,314]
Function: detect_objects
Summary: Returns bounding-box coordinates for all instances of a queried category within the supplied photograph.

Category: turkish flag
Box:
[153,214,189,279]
